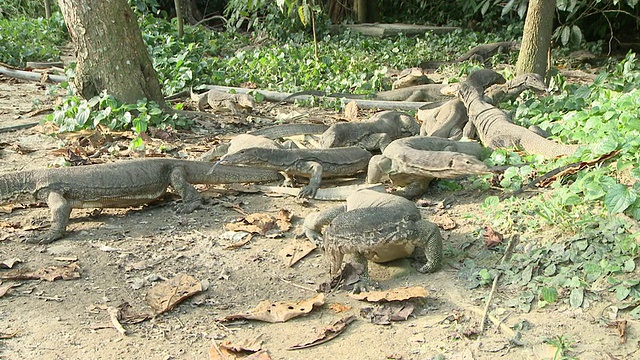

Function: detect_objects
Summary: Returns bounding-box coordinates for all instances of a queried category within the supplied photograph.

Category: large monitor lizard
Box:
[367,136,489,198]
[419,69,507,139]
[420,41,521,69]
[218,146,372,198]
[276,83,452,103]
[319,110,420,151]
[0,159,282,243]
[458,69,581,158]
[303,189,443,286]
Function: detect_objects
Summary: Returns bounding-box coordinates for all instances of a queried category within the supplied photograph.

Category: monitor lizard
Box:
[0,158,282,243]
[303,189,443,288]
[218,146,372,198]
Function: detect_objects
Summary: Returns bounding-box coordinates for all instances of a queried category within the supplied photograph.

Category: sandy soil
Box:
[0,74,637,360]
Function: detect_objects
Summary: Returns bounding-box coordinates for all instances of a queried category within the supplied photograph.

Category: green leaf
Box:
[569,288,584,308]
[540,286,558,303]
[604,184,637,213]
[616,285,631,301]
[501,0,515,16]
[570,25,583,46]
[561,26,570,45]
[623,258,636,272]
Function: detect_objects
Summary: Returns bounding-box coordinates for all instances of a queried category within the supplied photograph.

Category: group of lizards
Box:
[0,68,581,288]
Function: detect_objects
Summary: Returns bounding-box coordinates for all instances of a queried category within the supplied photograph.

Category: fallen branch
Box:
[0,65,67,83]
[480,234,519,333]
[203,85,433,111]
[106,306,127,335]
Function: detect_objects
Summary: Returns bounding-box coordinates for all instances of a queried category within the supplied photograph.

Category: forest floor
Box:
[0,73,637,360]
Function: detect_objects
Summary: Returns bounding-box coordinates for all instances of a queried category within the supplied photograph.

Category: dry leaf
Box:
[431,213,457,230]
[0,258,22,269]
[53,256,78,262]
[0,282,19,297]
[360,302,415,325]
[116,302,153,325]
[224,209,292,235]
[483,226,503,248]
[218,293,325,323]
[278,240,317,267]
[0,331,19,339]
[344,100,359,120]
[287,315,356,350]
[220,335,264,353]
[145,273,203,314]
[607,319,627,344]
[328,303,351,313]
[0,262,80,282]
[209,343,271,360]
[349,286,429,302]
[224,234,254,250]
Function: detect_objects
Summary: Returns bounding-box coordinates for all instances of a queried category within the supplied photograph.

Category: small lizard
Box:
[218,146,372,198]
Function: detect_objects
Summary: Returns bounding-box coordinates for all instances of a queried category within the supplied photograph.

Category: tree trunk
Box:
[57,0,165,106]
[180,0,203,25]
[355,0,367,23]
[515,0,556,77]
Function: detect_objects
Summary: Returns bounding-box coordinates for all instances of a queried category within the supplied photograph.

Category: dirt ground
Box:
[0,74,637,360]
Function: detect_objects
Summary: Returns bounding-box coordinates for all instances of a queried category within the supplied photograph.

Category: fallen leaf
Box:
[209,342,271,360]
[328,303,351,313]
[10,144,35,154]
[218,293,325,323]
[220,334,264,353]
[0,282,19,297]
[287,315,356,350]
[53,256,78,262]
[483,226,503,248]
[278,240,317,267]
[223,233,254,250]
[145,273,203,314]
[0,258,22,269]
[360,302,415,325]
[607,319,627,344]
[0,331,19,339]
[344,100,359,120]
[349,286,429,302]
[116,302,153,324]
[0,262,81,282]
[431,213,457,230]
[224,209,292,235]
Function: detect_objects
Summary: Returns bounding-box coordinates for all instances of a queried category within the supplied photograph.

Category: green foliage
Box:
[223,0,326,39]
[46,91,190,149]
[0,0,58,19]
[0,12,68,66]
[478,0,640,47]
[544,335,576,360]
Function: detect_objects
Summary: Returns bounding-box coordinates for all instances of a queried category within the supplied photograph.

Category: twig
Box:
[107,306,127,335]
[480,234,519,334]
[210,340,225,358]
[281,278,317,292]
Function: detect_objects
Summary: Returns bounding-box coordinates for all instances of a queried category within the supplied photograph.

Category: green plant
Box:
[544,335,578,360]
[0,12,68,66]
[0,0,58,19]
[46,91,190,149]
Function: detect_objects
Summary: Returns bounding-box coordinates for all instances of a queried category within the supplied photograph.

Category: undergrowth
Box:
[463,52,640,315]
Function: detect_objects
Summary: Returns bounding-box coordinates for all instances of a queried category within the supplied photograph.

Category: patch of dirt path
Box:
[0,74,635,360]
